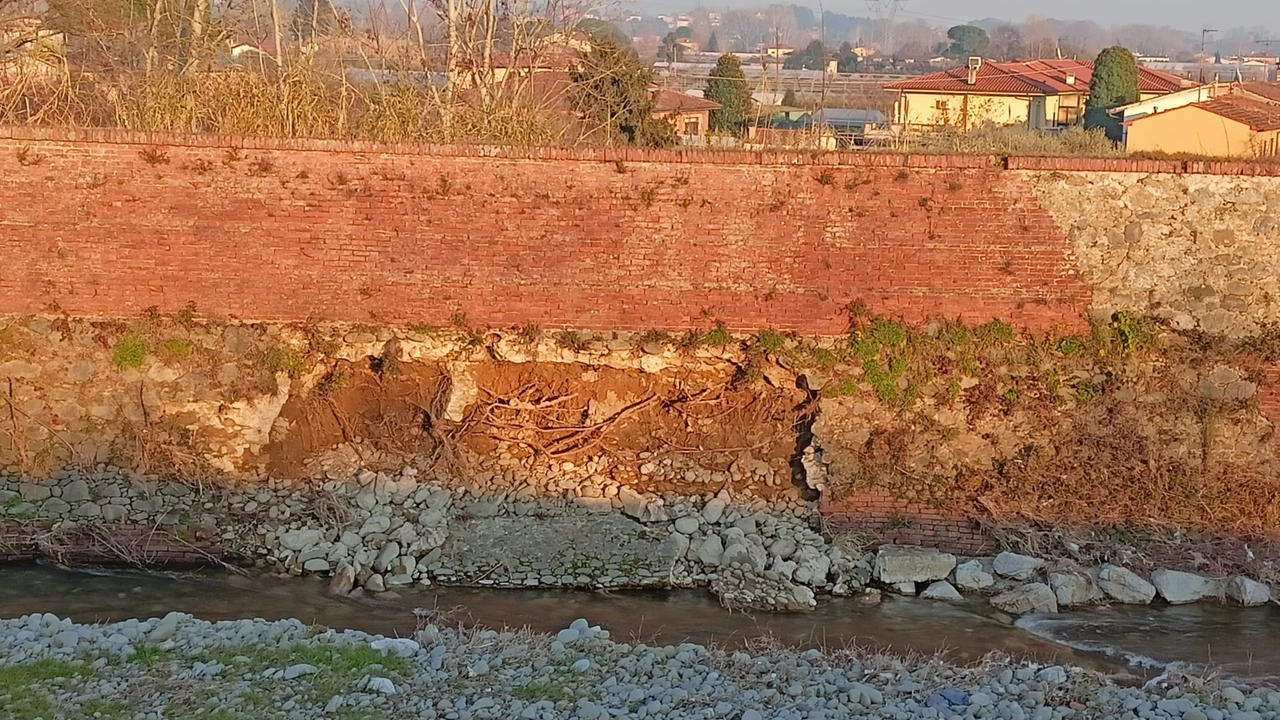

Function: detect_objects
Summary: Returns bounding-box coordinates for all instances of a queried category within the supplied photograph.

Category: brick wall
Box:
[0,127,1095,333]
[819,491,997,556]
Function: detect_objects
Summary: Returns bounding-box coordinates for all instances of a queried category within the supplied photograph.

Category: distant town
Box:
[1,0,1278,157]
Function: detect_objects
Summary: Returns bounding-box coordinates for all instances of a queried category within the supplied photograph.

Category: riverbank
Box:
[2,467,1277,617]
[2,610,1278,720]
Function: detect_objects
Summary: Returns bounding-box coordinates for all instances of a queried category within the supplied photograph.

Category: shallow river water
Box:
[0,566,1275,686]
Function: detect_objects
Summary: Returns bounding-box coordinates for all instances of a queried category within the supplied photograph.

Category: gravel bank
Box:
[1,613,1276,720]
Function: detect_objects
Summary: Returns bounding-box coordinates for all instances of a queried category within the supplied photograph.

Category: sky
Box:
[645,0,1280,34]
[889,0,1280,32]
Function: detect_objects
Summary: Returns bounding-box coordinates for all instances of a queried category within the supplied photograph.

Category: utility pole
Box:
[866,0,906,57]
[1199,28,1217,83]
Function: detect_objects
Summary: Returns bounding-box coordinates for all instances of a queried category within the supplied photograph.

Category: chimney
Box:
[1065,73,1076,85]
[967,56,982,85]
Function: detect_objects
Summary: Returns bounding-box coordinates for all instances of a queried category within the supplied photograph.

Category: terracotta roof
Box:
[1189,95,1280,131]
[1240,82,1280,104]
[651,89,720,113]
[884,59,1191,96]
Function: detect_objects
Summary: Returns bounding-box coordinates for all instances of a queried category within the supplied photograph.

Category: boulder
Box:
[329,562,356,595]
[695,535,724,566]
[1225,576,1271,607]
[954,560,994,591]
[989,583,1058,615]
[1098,564,1156,604]
[721,542,767,572]
[62,479,92,504]
[701,498,726,525]
[673,516,700,535]
[1048,571,1102,607]
[992,552,1045,581]
[874,546,956,585]
[279,528,322,553]
[373,541,401,573]
[1151,570,1214,605]
[921,581,963,601]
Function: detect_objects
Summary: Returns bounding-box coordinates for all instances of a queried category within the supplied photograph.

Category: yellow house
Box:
[884,58,1194,131]
[650,89,721,137]
[1124,94,1280,158]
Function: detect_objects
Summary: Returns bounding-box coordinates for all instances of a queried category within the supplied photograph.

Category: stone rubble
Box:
[4,612,1280,720]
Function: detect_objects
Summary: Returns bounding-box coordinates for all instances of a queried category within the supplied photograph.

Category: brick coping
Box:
[4,125,1278,176]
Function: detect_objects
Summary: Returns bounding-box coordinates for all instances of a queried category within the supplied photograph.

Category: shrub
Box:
[112,335,147,368]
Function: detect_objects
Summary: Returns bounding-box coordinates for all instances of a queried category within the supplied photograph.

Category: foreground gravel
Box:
[0,613,1276,720]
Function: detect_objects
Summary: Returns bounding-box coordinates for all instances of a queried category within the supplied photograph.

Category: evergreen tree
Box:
[1083,46,1139,143]
[944,25,989,59]
[659,32,684,63]
[706,32,719,53]
[783,40,826,70]
[576,18,630,48]
[570,39,677,148]
[704,53,753,134]
[781,88,799,107]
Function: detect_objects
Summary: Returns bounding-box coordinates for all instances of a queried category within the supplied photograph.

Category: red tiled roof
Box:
[1241,82,1280,104]
[1190,95,1280,131]
[651,89,720,113]
[884,59,1191,96]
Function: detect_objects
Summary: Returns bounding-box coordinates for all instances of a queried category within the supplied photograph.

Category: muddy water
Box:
[0,566,1275,686]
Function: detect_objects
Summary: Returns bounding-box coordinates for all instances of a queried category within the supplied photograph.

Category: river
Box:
[0,566,1275,687]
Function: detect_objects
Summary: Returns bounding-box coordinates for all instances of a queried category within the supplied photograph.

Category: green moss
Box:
[262,346,307,377]
[112,334,147,368]
[753,329,787,353]
[513,680,579,703]
[161,337,191,360]
[407,323,438,335]
[702,322,733,347]
[821,378,860,398]
[869,317,907,347]
[807,347,838,369]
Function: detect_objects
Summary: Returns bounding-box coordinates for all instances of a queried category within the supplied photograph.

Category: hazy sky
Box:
[646,0,1280,33]
[889,0,1279,31]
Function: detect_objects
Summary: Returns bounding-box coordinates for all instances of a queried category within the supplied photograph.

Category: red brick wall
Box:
[819,491,997,556]
[0,127,1094,333]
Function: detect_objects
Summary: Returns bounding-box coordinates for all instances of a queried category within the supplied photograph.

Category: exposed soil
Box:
[265,359,808,496]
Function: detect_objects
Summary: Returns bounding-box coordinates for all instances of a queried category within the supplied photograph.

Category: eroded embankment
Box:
[2,312,1280,609]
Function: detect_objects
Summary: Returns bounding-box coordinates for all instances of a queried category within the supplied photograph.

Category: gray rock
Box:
[874,546,956,584]
[618,488,648,520]
[101,504,128,522]
[1098,564,1156,604]
[890,582,916,596]
[329,562,356,595]
[1049,571,1102,607]
[921,581,963,601]
[148,611,184,641]
[953,560,994,591]
[373,542,401,573]
[1226,576,1271,606]
[721,542,767,572]
[279,528,322,552]
[18,483,51,502]
[990,583,1058,615]
[769,537,798,560]
[673,516,700,535]
[62,479,92,504]
[359,515,391,535]
[696,535,725,566]
[42,498,71,515]
[303,558,331,572]
[364,574,386,592]
[1152,569,1215,605]
[284,664,319,679]
[992,552,1045,581]
[72,502,102,518]
[701,498,726,525]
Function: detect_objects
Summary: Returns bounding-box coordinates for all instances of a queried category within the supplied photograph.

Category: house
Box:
[1110,82,1230,125]
[884,58,1195,131]
[1124,85,1280,158]
[650,89,720,136]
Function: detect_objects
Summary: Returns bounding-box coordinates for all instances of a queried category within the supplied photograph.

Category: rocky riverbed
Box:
[2,611,1278,720]
[1,466,1276,616]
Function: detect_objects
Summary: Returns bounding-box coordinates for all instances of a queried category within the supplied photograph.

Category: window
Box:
[684,117,700,136]
[935,99,949,110]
